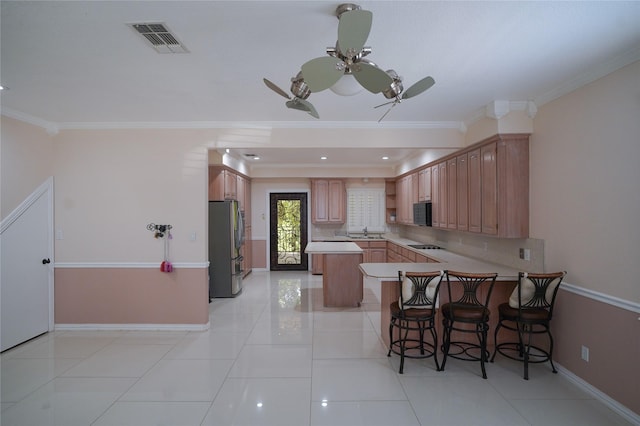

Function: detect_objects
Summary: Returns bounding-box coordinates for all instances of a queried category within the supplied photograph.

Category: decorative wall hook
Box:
[147,223,173,239]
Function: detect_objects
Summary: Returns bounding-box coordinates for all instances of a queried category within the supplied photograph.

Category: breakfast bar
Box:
[305,241,364,307]
[360,254,520,349]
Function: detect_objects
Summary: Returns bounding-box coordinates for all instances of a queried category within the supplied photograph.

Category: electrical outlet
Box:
[519,248,531,260]
[581,345,590,362]
[56,229,64,240]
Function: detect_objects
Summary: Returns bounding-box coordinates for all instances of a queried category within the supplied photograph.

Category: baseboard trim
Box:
[556,364,639,425]
[55,322,210,332]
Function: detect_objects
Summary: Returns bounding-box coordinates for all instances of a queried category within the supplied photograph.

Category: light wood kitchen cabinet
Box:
[481,142,498,235]
[209,166,244,202]
[418,167,431,201]
[430,164,440,227]
[395,173,416,225]
[355,241,387,263]
[434,161,448,228]
[457,153,469,231]
[311,179,345,224]
[447,158,458,229]
[312,253,324,275]
[468,148,482,233]
[396,134,529,238]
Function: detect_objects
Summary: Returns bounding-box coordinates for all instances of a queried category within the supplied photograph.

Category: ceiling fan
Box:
[263,74,319,119]
[263,3,435,120]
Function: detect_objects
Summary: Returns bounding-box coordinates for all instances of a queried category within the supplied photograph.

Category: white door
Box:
[1,180,53,352]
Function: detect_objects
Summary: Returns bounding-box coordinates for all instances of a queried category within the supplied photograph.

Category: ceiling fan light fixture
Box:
[330,73,364,96]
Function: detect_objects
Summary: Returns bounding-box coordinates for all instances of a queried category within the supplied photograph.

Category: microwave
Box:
[413,202,432,226]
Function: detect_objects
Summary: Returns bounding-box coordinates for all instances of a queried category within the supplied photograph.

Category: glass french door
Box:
[269,193,308,271]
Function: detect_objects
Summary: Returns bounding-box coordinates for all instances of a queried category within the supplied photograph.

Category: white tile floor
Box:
[1,270,633,426]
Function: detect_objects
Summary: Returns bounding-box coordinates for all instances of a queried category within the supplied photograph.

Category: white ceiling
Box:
[2,1,640,169]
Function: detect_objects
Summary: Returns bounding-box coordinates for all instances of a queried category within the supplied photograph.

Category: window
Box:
[347,188,385,233]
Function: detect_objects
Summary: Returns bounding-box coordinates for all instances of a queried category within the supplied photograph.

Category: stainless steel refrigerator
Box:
[208,200,244,298]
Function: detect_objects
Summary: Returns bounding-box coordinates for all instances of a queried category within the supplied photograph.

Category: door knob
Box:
[42,258,51,264]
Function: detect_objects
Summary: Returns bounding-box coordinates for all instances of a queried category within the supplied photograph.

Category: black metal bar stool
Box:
[387,270,444,374]
[491,271,566,380]
[440,270,498,379]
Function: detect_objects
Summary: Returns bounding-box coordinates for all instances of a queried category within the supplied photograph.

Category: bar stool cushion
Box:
[441,304,489,321]
[399,273,438,309]
[508,274,562,308]
[498,303,549,322]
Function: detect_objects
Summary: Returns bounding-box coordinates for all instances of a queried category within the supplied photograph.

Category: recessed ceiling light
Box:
[253,157,260,160]
[321,156,327,160]
[382,156,389,160]
[225,148,230,153]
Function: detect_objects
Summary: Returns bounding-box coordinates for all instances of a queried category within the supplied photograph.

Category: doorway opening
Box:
[269,193,308,271]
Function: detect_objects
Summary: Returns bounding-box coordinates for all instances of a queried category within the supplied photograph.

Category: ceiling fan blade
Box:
[337,9,372,57]
[374,99,395,109]
[286,98,319,119]
[352,62,393,94]
[378,102,397,122]
[263,78,291,99]
[402,76,435,100]
[301,56,345,92]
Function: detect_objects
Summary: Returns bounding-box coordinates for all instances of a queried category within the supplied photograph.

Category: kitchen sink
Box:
[348,235,384,240]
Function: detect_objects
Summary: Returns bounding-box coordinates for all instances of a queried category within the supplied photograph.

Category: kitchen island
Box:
[305,242,364,307]
[360,256,520,349]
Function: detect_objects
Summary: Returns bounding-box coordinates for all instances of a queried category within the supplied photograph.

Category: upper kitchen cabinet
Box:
[311,179,346,224]
[485,134,529,238]
[405,133,529,238]
[209,166,251,214]
[418,167,431,201]
[209,166,237,201]
[433,134,529,238]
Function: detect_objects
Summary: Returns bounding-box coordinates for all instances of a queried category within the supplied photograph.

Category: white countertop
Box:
[305,241,363,254]
[358,236,520,281]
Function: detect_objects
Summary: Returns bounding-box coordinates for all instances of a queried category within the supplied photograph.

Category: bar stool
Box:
[388,270,444,374]
[440,270,498,379]
[491,271,566,380]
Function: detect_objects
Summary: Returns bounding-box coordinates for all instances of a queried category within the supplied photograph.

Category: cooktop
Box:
[408,244,442,250]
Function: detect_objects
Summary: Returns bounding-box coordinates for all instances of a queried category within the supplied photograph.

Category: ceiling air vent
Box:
[128,22,188,54]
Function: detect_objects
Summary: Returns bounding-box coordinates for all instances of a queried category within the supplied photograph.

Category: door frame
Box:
[1,177,55,344]
[266,189,310,271]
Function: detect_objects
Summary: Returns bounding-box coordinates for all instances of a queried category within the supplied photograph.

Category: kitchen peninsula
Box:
[304,241,364,307]
[359,246,521,349]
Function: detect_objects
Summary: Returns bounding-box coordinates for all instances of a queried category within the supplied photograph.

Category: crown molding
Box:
[534,46,640,107]
[1,108,462,132]
[1,108,59,135]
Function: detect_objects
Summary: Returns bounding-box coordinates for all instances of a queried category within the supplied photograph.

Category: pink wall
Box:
[55,267,209,325]
[554,289,639,415]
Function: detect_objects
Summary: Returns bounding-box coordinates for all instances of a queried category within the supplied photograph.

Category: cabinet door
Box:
[418,168,431,201]
[312,254,324,274]
[370,249,387,263]
[431,165,439,226]
[438,162,448,228]
[457,153,469,231]
[224,170,237,199]
[311,180,329,223]
[209,167,224,201]
[468,149,482,233]
[447,158,457,229]
[481,142,498,235]
[328,180,345,223]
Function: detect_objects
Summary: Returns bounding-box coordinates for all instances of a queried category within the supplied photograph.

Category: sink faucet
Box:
[363,226,368,237]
